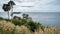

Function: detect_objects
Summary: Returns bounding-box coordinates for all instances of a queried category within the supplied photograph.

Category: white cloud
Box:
[0,0,60,12]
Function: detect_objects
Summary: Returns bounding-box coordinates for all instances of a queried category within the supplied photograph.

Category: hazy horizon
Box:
[0,12,60,27]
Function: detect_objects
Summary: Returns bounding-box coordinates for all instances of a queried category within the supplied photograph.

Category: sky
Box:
[0,0,60,12]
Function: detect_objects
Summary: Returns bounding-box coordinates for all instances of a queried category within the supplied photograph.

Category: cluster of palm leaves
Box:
[2,0,15,19]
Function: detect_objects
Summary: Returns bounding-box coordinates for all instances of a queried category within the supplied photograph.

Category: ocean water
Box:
[0,12,60,27]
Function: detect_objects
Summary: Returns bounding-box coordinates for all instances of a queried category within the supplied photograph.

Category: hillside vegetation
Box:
[0,13,60,34]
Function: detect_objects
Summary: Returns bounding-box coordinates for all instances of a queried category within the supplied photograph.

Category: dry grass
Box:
[15,25,31,34]
[34,26,60,34]
[0,20,31,34]
[0,20,60,34]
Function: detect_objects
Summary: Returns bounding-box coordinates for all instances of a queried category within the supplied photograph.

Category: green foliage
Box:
[2,1,15,11]
[13,16,21,20]
[28,21,41,32]
[11,14,43,32]
[22,13,29,21]
[40,25,45,32]
[0,13,44,32]
[12,19,21,26]
[12,16,25,26]
[8,1,15,6]
[4,19,11,21]
[0,17,4,20]
[24,23,31,30]
[11,26,16,34]
[2,4,10,11]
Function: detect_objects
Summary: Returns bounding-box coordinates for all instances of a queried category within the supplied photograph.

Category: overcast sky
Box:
[0,0,60,12]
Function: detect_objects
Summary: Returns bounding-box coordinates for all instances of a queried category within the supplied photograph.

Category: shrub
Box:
[12,19,21,26]
[24,21,42,32]
[4,19,11,22]
[0,17,4,20]
[12,18,42,32]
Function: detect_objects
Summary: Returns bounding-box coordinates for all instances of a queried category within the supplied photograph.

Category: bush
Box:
[4,19,11,21]
[0,17,4,20]
[23,21,42,32]
[24,22,31,30]
[12,19,21,26]
[10,14,44,32]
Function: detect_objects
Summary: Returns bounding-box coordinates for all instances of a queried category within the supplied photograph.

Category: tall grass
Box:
[34,26,60,34]
[0,20,60,34]
[0,20,31,34]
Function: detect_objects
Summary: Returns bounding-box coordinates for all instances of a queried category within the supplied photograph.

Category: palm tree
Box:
[8,1,15,6]
[8,1,15,20]
[2,4,10,19]
[2,0,15,19]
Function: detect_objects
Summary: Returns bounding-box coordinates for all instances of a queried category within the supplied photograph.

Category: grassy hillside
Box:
[34,26,60,34]
[0,20,60,34]
[0,13,60,34]
[0,20,32,34]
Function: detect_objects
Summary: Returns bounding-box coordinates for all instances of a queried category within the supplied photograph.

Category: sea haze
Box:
[0,12,60,27]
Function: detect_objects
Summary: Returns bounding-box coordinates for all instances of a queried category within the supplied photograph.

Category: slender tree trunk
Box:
[11,6,13,23]
[8,11,9,19]
[10,0,13,22]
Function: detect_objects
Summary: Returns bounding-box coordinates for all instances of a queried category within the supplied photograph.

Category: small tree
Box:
[2,1,15,19]
[2,4,10,19]
[22,13,29,21]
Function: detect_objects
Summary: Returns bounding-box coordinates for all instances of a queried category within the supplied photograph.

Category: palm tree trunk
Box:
[8,11,9,19]
[10,0,13,22]
[11,4,13,22]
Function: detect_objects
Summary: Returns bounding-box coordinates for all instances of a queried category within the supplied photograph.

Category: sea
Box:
[0,12,60,27]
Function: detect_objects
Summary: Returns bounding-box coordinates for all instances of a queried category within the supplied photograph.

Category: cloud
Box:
[0,0,60,12]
